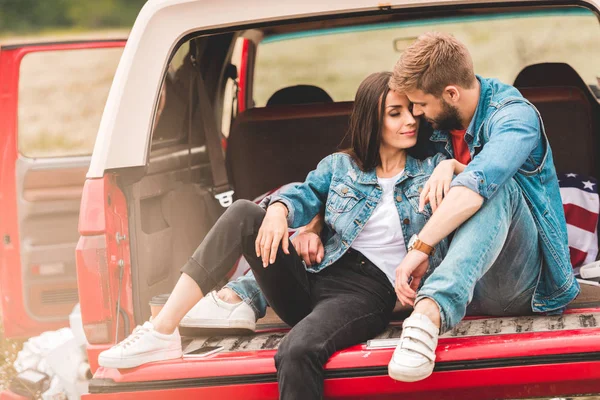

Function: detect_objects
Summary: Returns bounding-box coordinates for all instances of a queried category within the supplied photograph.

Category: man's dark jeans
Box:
[181,199,396,399]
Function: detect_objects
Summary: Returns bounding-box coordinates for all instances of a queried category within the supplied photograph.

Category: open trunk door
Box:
[0,39,126,338]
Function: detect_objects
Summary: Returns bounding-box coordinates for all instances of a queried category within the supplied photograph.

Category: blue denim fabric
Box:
[226,153,450,318]
[263,153,450,273]
[225,270,268,319]
[417,179,543,333]
[429,76,579,314]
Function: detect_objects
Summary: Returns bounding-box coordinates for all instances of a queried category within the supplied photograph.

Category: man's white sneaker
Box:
[388,313,439,382]
[98,321,182,369]
[179,291,256,331]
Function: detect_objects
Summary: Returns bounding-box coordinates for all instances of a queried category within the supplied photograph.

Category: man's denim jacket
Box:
[261,153,449,275]
[433,76,580,313]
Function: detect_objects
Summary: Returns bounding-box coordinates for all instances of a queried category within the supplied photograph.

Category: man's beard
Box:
[427,100,463,131]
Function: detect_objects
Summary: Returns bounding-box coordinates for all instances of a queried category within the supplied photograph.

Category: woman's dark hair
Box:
[341,72,432,171]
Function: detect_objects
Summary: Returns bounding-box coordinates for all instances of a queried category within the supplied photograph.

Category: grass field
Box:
[254,12,600,107]
[14,31,125,158]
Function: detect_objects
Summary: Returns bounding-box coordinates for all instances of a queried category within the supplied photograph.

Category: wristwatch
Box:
[407,234,435,256]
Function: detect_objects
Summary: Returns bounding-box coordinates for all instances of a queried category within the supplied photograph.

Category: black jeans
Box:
[181,200,397,400]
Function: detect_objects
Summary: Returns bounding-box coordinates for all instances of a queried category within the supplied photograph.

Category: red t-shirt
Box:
[450,129,471,165]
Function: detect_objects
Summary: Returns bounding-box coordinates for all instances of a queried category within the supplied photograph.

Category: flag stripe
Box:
[560,187,599,211]
[563,203,599,233]
[567,224,598,255]
[570,247,588,267]
[584,242,599,265]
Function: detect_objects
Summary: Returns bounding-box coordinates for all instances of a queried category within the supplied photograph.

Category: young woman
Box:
[98,72,464,399]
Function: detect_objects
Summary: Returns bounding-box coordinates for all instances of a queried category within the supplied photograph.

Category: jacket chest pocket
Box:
[326,182,365,213]
[405,180,433,218]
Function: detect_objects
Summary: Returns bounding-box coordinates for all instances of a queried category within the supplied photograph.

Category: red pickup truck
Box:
[5,0,600,399]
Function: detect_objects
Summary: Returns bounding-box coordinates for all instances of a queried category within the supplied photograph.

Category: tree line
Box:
[0,0,147,34]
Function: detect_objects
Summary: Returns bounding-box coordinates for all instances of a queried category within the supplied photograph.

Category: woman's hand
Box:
[255,203,290,267]
[419,159,465,213]
[394,250,429,306]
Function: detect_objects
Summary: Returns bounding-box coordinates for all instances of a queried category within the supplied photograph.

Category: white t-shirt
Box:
[351,170,406,286]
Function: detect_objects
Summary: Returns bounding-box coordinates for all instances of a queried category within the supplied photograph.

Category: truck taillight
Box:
[76,175,132,348]
[76,235,112,344]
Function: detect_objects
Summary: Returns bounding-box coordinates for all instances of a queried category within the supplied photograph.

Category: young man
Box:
[386,32,579,382]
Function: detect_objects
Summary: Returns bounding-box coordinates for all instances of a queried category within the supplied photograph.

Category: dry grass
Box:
[4,30,127,158]
[0,322,25,392]
[17,44,123,158]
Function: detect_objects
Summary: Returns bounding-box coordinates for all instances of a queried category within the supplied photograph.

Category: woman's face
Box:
[380,90,419,151]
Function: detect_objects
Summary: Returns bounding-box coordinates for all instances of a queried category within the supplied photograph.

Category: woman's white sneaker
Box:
[98,321,182,369]
[179,291,256,331]
[388,313,439,382]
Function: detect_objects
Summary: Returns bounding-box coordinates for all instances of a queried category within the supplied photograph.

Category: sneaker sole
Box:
[388,361,433,382]
[99,347,182,369]
[179,318,256,332]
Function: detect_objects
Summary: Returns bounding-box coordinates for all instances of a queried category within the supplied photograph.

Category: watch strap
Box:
[412,239,435,256]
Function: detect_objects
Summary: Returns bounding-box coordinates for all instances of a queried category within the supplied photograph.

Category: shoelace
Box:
[117,325,150,349]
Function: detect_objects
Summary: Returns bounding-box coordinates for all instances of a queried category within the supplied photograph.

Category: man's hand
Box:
[419,159,455,213]
[256,203,290,267]
[292,230,324,265]
[420,159,467,213]
[395,250,429,306]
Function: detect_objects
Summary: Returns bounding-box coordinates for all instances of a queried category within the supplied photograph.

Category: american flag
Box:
[559,173,599,274]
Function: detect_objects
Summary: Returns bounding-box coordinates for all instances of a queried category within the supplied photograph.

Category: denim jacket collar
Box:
[429,75,492,155]
[356,155,423,185]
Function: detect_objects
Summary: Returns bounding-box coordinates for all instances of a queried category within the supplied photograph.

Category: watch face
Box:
[408,234,417,249]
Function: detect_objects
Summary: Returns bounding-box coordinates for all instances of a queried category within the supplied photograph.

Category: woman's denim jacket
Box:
[261,152,449,274]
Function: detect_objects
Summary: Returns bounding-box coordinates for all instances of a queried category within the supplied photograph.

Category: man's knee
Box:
[488,178,521,205]
[460,178,522,224]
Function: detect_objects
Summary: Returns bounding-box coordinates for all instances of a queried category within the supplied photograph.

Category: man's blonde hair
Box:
[390,32,476,95]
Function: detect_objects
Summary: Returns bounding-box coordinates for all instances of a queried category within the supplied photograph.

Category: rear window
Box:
[18,46,123,158]
[253,7,600,106]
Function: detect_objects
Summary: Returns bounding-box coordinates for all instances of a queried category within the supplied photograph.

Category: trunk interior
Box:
[125,67,600,327]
